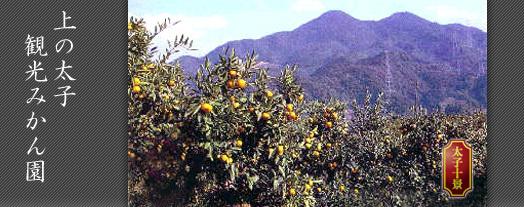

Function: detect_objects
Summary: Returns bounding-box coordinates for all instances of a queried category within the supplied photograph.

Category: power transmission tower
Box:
[451,32,459,71]
[384,50,395,103]
[415,80,419,113]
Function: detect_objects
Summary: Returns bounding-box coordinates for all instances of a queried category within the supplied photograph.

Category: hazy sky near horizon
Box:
[129,0,487,58]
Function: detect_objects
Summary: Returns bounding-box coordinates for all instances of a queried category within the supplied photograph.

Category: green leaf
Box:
[247,175,259,190]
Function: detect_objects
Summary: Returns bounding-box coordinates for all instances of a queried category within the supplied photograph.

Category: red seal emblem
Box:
[442,139,473,198]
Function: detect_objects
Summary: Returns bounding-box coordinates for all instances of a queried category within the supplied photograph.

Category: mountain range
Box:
[177,10,487,113]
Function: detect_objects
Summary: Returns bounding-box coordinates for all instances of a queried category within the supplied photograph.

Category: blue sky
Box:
[129,0,487,58]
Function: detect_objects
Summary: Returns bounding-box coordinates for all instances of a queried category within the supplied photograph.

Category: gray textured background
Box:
[486,0,524,206]
[0,0,127,206]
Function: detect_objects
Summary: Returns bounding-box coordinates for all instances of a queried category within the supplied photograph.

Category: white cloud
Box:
[128,12,228,57]
[136,13,228,39]
[430,5,486,31]
[291,0,326,12]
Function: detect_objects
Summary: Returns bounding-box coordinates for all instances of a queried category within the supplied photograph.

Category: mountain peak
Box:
[298,10,358,31]
[381,11,427,23]
[390,12,421,18]
[320,10,351,17]
[316,10,356,21]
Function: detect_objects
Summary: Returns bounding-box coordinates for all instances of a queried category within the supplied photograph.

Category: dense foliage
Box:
[128,18,487,207]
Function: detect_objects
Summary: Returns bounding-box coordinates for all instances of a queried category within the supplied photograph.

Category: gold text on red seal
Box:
[442,139,473,198]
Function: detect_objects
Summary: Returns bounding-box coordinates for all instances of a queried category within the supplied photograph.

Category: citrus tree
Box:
[128,18,487,207]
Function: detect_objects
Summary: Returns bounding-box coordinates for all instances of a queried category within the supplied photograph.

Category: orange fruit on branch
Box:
[287,111,298,121]
[232,102,241,109]
[265,90,273,98]
[261,112,271,121]
[200,103,213,113]
[228,70,238,78]
[339,185,346,192]
[305,183,312,191]
[220,154,229,162]
[289,188,297,196]
[305,143,312,149]
[132,77,141,86]
[237,79,247,89]
[235,139,243,148]
[312,150,320,157]
[277,145,284,155]
[351,167,358,174]
[168,80,175,87]
[387,175,394,183]
[286,103,294,112]
[132,85,141,93]
[128,151,136,159]
[226,80,236,89]
[329,162,337,170]
[325,121,333,129]
[305,137,312,144]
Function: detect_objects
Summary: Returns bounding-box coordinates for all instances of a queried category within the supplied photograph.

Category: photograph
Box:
[127,0,487,206]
